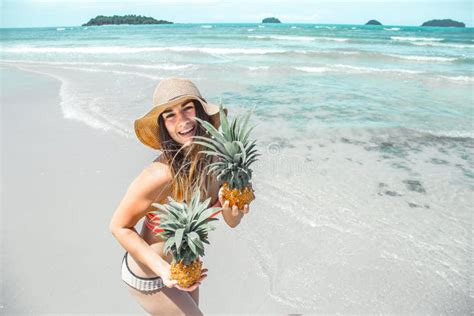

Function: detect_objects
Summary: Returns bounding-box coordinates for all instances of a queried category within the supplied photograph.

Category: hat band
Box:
[165,94,207,103]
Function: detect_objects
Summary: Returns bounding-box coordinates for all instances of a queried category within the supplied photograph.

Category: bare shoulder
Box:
[136,157,173,195]
[109,156,172,230]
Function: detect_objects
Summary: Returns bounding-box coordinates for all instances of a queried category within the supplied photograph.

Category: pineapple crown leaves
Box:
[150,190,220,265]
[192,104,260,190]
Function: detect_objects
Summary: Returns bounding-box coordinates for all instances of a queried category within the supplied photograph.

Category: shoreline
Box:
[1,61,471,314]
[1,65,154,314]
[0,64,276,314]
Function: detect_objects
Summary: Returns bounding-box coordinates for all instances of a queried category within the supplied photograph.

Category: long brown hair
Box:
[157,100,214,203]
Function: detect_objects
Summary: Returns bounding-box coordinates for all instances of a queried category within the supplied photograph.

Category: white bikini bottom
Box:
[121,251,165,292]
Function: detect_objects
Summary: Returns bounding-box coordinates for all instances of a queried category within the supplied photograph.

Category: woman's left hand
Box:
[218,187,250,216]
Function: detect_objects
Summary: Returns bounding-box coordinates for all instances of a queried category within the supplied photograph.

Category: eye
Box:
[164,113,175,119]
[183,105,194,111]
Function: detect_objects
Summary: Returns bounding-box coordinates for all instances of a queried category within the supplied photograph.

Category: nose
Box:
[176,109,192,129]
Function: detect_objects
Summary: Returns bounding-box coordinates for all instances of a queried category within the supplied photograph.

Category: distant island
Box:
[421,19,465,27]
[366,20,382,25]
[82,15,173,26]
[262,17,281,23]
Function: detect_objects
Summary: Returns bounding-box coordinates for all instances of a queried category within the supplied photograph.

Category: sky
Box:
[0,0,472,28]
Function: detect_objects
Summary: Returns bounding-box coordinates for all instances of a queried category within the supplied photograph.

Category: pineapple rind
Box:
[150,190,219,287]
[171,259,202,288]
[193,104,259,208]
[221,182,255,209]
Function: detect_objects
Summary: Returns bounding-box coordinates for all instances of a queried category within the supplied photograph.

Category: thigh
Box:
[126,285,203,316]
[124,252,202,315]
[188,287,199,306]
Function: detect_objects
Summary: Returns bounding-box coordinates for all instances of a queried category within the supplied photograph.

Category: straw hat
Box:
[134,77,226,150]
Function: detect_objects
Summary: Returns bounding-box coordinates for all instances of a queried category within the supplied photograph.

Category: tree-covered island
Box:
[421,19,465,27]
[82,15,173,26]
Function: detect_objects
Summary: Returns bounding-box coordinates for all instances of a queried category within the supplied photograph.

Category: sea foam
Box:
[391,36,444,42]
[412,42,474,49]
[0,59,194,70]
[248,35,316,42]
[386,54,458,62]
[3,46,286,55]
[294,64,423,75]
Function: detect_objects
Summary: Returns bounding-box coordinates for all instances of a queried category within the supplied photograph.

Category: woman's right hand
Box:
[158,262,208,292]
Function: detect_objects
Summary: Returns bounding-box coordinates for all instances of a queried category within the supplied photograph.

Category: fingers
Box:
[199,268,208,282]
[171,269,208,291]
[233,204,250,215]
[232,205,239,216]
[218,188,224,204]
[222,199,250,216]
[176,284,197,291]
[165,280,178,289]
[222,200,233,215]
[175,282,199,291]
[219,198,229,211]
[219,185,253,215]
[198,274,207,283]
[175,278,205,291]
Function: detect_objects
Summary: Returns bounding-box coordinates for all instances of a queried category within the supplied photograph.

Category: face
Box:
[161,101,197,145]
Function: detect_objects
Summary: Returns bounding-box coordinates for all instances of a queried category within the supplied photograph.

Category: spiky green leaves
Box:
[193,104,260,190]
[150,190,220,265]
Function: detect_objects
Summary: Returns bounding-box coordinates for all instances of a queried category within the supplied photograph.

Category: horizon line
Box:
[1,21,472,29]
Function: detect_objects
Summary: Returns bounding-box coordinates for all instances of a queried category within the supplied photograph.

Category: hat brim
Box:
[134,95,226,150]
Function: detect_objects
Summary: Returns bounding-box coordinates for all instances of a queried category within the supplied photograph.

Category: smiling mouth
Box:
[178,125,196,137]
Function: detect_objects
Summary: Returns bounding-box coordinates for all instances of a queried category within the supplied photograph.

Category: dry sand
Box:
[3,63,471,315]
[1,65,271,314]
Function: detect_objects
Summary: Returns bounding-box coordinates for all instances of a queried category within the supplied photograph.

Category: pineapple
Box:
[150,190,220,288]
[193,104,260,209]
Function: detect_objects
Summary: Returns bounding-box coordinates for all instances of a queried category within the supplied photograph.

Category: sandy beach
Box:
[1,22,473,314]
[1,65,278,314]
[2,65,148,314]
[3,63,472,314]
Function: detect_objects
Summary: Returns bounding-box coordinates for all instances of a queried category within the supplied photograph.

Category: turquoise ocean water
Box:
[1,23,473,185]
[1,23,473,136]
[1,23,473,313]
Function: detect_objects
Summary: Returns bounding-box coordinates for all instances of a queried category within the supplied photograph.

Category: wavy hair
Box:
[157,100,214,203]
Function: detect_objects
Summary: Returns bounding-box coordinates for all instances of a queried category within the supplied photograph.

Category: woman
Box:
[109,77,251,315]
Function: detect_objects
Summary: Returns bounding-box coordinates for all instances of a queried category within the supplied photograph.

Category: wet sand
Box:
[2,64,472,314]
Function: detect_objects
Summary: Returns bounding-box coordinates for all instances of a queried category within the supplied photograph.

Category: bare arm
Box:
[109,162,172,277]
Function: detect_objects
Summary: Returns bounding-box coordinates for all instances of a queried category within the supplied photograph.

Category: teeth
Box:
[179,126,194,135]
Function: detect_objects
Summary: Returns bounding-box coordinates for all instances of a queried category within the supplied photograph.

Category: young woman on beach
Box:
[108,77,251,315]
